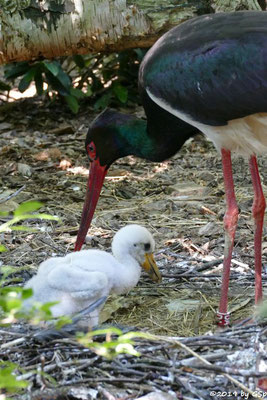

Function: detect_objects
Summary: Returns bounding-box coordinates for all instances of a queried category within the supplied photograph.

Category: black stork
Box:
[75,11,267,326]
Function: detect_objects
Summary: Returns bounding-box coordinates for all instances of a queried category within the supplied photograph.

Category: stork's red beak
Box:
[75,159,108,251]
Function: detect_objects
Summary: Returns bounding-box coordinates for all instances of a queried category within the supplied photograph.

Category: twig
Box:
[151,334,266,400]
[97,386,118,400]
[176,375,207,400]
[0,185,26,203]
[0,337,27,349]
[0,329,25,337]
[196,258,223,272]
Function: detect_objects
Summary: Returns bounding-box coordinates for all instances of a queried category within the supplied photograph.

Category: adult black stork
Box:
[75,11,267,326]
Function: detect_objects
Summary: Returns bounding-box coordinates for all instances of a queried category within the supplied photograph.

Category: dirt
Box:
[0,97,267,336]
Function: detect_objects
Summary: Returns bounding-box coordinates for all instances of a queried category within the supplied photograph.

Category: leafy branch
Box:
[0,201,59,251]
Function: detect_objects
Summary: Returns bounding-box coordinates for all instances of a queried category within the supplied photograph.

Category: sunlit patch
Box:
[0,82,49,102]
[33,148,62,161]
[59,159,72,170]
[153,161,171,173]
[66,166,88,176]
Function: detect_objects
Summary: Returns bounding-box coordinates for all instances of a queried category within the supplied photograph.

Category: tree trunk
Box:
[0,0,262,65]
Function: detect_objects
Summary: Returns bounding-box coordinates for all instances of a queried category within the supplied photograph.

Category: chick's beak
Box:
[142,253,162,283]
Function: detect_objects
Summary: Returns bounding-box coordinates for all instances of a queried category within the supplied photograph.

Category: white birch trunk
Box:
[0,0,261,65]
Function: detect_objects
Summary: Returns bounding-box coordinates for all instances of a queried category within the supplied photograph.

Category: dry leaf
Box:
[0,200,18,212]
[17,163,32,177]
[166,299,200,314]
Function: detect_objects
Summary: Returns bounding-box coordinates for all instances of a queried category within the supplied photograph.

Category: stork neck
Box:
[117,110,197,163]
[128,90,198,162]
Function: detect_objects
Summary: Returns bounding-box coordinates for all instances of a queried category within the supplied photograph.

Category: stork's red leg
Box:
[249,155,265,304]
[217,149,239,326]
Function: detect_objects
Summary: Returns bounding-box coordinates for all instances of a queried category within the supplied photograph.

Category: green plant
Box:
[75,49,146,110]
[0,285,32,323]
[3,49,147,113]
[0,361,28,393]
[0,200,65,393]
[77,327,151,359]
[0,200,59,322]
[0,274,39,393]
[0,200,59,252]
[4,60,87,113]
[0,199,62,319]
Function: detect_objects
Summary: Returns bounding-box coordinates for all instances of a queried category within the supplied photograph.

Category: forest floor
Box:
[0,96,267,399]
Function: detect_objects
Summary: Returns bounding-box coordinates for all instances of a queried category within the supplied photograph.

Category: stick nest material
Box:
[1,319,267,399]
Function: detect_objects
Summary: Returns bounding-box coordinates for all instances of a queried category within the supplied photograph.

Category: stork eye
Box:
[87,141,97,160]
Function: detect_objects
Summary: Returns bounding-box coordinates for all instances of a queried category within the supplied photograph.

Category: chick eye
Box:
[144,243,150,251]
[87,141,97,161]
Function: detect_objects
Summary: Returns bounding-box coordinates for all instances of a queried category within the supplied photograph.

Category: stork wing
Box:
[141,11,267,126]
[47,265,109,300]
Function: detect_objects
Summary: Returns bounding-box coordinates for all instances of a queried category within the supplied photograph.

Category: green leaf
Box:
[84,327,123,338]
[0,266,15,278]
[77,326,144,360]
[0,286,20,295]
[18,68,36,92]
[112,83,128,103]
[44,71,69,96]
[0,244,7,252]
[43,61,60,76]
[69,87,86,99]
[40,301,58,315]
[55,315,72,329]
[21,288,33,300]
[94,92,112,110]
[4,62,30,80]
[0,291,22,312]
[0,362,28,392]
[0,211,59,234]
[86,86,93,97]
[18,77,31,93]
[56,69,71,89]
[9,226,37,232]
[65,95,79,113]
[14,201,43,217]
[34,70,44,95]
[12,213,59,222]
[6,298,22,311]
[27,213,59,221]
[0,211,8,216]
[115,342,140,356]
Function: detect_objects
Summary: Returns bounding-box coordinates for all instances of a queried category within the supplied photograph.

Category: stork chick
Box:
[23,225,161,328]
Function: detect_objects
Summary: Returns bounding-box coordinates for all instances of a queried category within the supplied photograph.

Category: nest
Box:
[1,318,267,399]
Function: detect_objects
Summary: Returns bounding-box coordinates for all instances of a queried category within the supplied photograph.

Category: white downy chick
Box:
[23,225,161,327]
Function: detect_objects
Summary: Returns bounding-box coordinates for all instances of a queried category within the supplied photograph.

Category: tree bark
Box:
[0,0,262,65]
